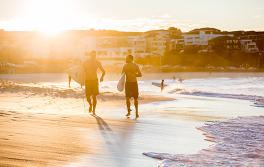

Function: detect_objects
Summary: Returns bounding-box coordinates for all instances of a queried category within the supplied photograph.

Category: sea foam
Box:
[144,116,264,167]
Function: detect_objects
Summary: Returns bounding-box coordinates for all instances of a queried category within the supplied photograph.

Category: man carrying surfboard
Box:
[122,55,142,118]
[83,51,105,115]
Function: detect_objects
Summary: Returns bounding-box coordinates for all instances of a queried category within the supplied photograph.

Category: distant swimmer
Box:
[161,79,165,92]
[83,51,105,115]
[178,78,184,83]
[68,75,72,88]
[121,55,142,118]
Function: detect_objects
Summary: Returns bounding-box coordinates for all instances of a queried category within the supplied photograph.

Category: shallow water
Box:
[144,116,264,167]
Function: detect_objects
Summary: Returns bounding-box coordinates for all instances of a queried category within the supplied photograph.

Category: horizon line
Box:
[1,28,264,33]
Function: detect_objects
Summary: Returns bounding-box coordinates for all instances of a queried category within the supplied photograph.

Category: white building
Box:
[169,38,185,50]
[146,30,170,56]
[240,40,259,53]
[93,36,129,58]
[183,31,233,46]
[96,36,128,48]
[96,47,133,58]
[128,36,147,57]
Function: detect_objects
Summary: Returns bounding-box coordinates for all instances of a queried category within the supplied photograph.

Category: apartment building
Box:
[146,30,170,56]
[240,40,259,53]
[169,38,185,51]
[96,47,133,58]
[183,31,233,46]
[128,36,147,57]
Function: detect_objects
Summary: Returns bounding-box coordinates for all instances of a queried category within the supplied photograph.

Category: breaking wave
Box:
[0,80,123,100]
[178,90,264,107]
[144,116,264,167]
[165,85,264,107]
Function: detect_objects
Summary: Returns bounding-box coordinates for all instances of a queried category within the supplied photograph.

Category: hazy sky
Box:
[0,0,263,32]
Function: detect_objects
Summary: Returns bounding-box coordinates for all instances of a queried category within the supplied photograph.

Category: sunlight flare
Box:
[21,0,78,34]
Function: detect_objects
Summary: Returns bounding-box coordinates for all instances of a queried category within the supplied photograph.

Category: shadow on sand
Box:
[92,114,136,167]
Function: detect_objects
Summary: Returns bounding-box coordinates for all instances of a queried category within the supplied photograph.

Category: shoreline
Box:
[0,73,263,167]
[1,68,264,75]
[144,116,264,167]
[1,72,264,83]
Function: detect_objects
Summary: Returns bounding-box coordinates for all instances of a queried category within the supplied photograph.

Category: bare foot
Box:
[126,109,132,117]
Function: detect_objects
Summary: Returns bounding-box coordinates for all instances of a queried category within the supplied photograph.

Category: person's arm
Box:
[136,65,142,77]
[98,61,105,82]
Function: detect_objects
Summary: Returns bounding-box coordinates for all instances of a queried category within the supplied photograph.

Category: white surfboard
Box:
[152,82,168,88]
[66,65,85,86]
[117,74,125,92]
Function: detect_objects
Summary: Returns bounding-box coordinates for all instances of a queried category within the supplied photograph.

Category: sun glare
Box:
[37,25,63,37]
[23,0,76,36]
[39,29,61,37]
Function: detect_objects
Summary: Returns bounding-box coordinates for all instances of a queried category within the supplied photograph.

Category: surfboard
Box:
[152,82,168,88]
[66,65,85,86]
[117,74,125,92]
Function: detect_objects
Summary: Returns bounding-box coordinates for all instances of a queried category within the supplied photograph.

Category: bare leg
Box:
[134,97,139,118]
[87,96,92,112]
[92,95,97,115]
[126,97,131,116]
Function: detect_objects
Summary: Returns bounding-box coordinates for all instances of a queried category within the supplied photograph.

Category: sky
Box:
[0,0,263,32]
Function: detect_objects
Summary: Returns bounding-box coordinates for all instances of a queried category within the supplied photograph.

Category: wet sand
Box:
[2,94,262,167]
[0,110,88,167]
[0,73,263,167]
[0,92,207,167]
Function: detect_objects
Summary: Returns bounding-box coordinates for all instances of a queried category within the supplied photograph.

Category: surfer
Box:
[83,51,105,115]
[121,55,142,118]
[178,78,184,83]
[68,75,72,88]
[161,79,165,92]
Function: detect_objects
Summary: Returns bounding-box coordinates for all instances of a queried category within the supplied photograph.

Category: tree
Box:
[168,27,182,38]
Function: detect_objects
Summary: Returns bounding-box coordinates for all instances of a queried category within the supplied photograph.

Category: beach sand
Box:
[0,81,208,167]
[0,73,263,167]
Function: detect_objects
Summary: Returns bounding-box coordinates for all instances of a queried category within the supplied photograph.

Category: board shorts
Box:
[125,82,139,98]
[85,79,99,97]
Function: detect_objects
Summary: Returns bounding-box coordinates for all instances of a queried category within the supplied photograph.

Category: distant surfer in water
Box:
[68,75,72,88]
[178,78,184,83]
[122,55,142,118]
[161,79,165,92]
[83,51,105,115]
